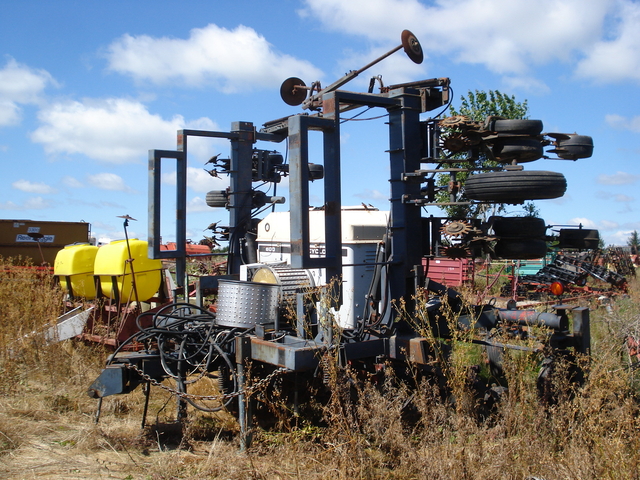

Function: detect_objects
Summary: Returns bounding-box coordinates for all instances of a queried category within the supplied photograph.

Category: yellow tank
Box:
[94,239,162,303]
[54,243,99,298]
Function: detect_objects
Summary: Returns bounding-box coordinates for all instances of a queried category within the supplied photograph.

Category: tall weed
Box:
[2,260,640,479]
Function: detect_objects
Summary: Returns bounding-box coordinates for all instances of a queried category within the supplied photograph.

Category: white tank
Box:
[255,206,388,329]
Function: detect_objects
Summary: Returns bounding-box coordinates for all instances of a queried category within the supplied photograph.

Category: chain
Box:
[123,362,288,402]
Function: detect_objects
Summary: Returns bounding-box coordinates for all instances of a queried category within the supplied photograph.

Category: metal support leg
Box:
[236,337,253,450]
[141,381,151,429]
[296,292,307,339]
[237,363,252,450]
[293,373,300,417]
[94,397,103,424]
[572,307,591,355]
[317,297,333,345]
[176,364,188,423]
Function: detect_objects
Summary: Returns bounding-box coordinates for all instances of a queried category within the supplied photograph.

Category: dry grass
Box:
[1,256,640,479]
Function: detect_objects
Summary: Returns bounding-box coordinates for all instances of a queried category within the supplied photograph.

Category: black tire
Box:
[206,190,228,208]
[557,228,600,249]
[495,239,547,259]
[465,171,567,203]
[491,216,546,238]
[308,163,324,181]
[556,135,594,160]
[492,137,543,163]
[490,119,543,135]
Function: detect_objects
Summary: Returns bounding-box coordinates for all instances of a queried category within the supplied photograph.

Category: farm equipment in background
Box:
[506,230,635,300]
[509,249,635,298]
[52,219,172,346]
[88,30,594,444]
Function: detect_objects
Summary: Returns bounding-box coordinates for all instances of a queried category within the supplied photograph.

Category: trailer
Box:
[0,219,91,265]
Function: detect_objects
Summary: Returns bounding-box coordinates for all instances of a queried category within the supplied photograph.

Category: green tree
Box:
[436,90,529,219]
[453,90,528,122]
[628,230,640,254]
[520,201,540,218]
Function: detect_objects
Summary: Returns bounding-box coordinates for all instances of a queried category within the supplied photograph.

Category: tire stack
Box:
[464,119,592,205]
[462,119,593,260]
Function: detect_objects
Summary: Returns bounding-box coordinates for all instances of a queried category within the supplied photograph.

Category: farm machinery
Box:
[88,30,593,442]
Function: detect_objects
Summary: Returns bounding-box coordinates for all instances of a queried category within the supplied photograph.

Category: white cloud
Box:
[575,0,640,83]
[12,179,57,194]
[569,217,598,229]
[334,45,427,89]
[0,196,53,211]
[605,113,640,133]
[0,58,55,127]
[502,75,551,95]
[62,176,84,188]
[0,200,20,210]
[301,0,640,85]
[0,99,21,126]
[161,166,229,193]
[87,172,134,192]
[614,194,635,203]
[30,98,212,164]
[597,171,640,185]
[187,196,211,213]
[354,189,387,202]
[595,190,636,203]
[105,24,323,92]
[606,229,637,246]
[24,196,53,209]
[600,219,619,230]
[188,167,229,193]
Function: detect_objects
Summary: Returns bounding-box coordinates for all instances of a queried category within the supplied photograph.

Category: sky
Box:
[1,0,639,247]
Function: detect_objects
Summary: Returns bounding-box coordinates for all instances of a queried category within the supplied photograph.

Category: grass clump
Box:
[1,260,640,479]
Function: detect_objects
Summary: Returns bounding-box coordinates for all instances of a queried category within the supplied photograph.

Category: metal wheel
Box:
[494,239,547,260]
[401,30,424,64]
[280,77,307,106]
[492,137,543,163]
[491,216,547,238]
[206,190,228,208]
[440,115,472,128]
[485,343,504,378]
[441,220,472,237]
[557,228,600,249]
[554,135,594,160]
[464,171,567,203]
[490,119,543,135]
[442,245,470,259]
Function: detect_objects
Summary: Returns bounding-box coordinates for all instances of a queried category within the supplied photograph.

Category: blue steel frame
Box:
[148,82,441,321]
[148,125,284,292]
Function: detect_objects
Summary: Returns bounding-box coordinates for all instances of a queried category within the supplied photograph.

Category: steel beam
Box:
[148,149,187,288]
[287,113,342,287]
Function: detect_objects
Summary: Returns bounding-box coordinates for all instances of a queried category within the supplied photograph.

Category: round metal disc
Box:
[441,220,471,237]
[401,30,423,64]
[280,77,307,106]
[442,246,469,259]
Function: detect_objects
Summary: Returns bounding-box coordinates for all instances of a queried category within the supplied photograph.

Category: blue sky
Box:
[1,0,639,246]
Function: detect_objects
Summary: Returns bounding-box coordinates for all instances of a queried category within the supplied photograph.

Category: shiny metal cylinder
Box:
[216,279,280,328]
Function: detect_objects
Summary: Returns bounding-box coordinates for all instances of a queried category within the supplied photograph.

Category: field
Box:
[1,259,640,479]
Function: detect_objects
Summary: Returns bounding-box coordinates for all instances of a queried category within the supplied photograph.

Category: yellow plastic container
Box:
[94,239,162,303]
[54,243,99,299]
